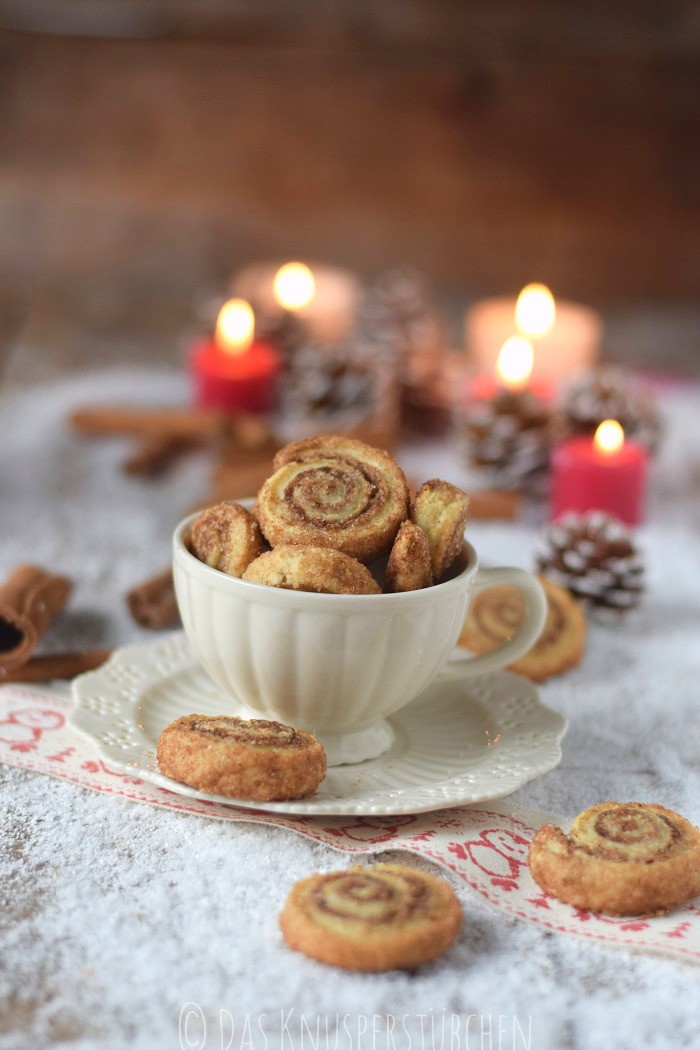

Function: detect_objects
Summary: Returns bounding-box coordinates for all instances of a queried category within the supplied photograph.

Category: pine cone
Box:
[279,340,374,420]
[255,309,307,361]
[357,269,449,433]
[458,389,553,492]
[535,512,645,616]
[558,366,662,454]
[357,269,445,368]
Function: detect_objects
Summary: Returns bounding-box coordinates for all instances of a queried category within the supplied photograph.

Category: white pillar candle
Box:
[233,261,360,345]
[465,284,603,384]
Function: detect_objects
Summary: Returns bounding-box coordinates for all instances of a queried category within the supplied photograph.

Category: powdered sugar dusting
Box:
[1,372,700,1049]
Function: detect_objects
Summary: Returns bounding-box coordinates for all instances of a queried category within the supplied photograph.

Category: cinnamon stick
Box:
[468,489,522,521]
[123,435,201,477]
[127,569,179,630]
[70,406,226,442]
[227,415,277,451]
[0,649,111,683]
[0,566,72,672]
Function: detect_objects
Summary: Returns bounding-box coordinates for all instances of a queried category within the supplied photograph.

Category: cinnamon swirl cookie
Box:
[157,714,326,801]
[190,501,266,578]
[459,575,585,681]
[410,479,470,580]
[529,802,700,916]
[385,521,433,593]
[242,545,380,595]
[257,436,409,563]
[280,863,462,971]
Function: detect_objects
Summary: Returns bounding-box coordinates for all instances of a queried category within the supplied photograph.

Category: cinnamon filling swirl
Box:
[257,435,409,563]
[572,804,681,862]
[528,801,700,916]
[188,716,304,749]
[459,575,586,682]
[311,871,429,925]
[284,461,380,527]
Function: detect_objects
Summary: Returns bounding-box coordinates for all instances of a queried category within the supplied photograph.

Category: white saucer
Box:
[69,632,567,816]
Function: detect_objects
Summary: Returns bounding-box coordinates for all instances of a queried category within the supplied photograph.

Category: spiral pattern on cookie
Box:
[410,479,470,579]
[571,803,680,862]
[459,576,586,681]
[187,716,304,748]
[528,801,700,916]
[310,869,431,925]
[257,436,409,563]
[189,501,266,578]
[280,863,462,971]
[157,714,326,801]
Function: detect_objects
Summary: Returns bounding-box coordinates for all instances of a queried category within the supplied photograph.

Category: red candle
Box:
[550,420,648,525]
[191,299,280,414]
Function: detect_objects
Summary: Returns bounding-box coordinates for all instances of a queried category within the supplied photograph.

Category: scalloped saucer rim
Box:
[68,632,567,816]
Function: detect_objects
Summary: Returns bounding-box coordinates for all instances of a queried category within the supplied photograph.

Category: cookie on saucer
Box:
[157,714,326,801]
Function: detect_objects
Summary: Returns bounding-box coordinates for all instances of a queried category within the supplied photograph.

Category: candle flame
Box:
[515,283,556,338]
[215,299,255,356]
[273,262,316,311]
[594,419,624,455]
[496,336,534,390]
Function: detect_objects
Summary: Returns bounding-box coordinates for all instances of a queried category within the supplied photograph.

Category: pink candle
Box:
[550,420,648,525]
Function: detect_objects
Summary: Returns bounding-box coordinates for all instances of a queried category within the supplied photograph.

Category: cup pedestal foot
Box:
[318,719,395,766]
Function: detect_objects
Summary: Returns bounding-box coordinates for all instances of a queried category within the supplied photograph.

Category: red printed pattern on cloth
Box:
[1,684,699,963]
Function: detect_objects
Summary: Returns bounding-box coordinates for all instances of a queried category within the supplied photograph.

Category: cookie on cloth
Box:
[458,575,585,681]
[242,544,380,596]
[410,479,470,580]
[157,714,326,801]
[189,501,266,578]
[280,862,462,971]
[529,801,700,916]
[385,521,433,593]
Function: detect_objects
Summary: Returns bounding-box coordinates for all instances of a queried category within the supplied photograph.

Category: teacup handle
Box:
[437,567,547,680]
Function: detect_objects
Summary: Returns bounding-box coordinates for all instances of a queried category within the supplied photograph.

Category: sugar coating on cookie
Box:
[529,801,700,916]
[459,575,586,681]
[385,521,433,593]
[243,544,380,595]
[410,479,469,580]
[280,862,462,971]
[190,501,266,578]
[258,435,409,564]
[157,714,326,801]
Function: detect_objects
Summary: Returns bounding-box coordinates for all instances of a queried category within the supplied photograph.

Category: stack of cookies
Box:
[188,434,471,595]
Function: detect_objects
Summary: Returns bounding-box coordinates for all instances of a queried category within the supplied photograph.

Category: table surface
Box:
[1,344,699,1049]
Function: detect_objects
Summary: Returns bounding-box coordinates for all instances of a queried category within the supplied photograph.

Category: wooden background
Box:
[0,1,698,366]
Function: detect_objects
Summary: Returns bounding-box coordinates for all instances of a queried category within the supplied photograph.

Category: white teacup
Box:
[173,509,547,764]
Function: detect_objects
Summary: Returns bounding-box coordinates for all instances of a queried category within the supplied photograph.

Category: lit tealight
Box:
[273,262,316,311]
[594,419,624,455]
[515,283,556,338]
[496,336,534,390]
[215,299,255,356]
